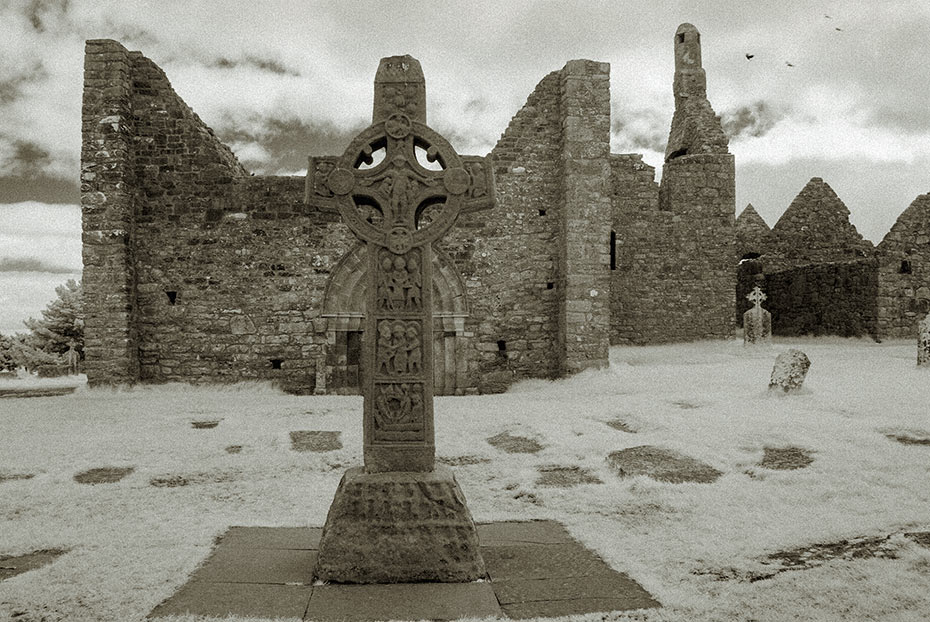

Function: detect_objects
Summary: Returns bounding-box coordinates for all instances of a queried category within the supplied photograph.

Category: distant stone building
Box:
[80,23,736,393]
[736,179,929,340]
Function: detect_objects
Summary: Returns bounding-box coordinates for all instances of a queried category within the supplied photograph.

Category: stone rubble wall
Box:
[763,259,879,338]
[611,153,736,344]
[876,194,930,339]
[81,40,141,385]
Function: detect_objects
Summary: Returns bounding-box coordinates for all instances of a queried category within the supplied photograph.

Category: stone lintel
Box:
[364,443,435,473]
[373,55,426,124]
[315,465,486,584]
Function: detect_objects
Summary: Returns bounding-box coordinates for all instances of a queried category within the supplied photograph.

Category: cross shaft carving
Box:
[305,57,493,473]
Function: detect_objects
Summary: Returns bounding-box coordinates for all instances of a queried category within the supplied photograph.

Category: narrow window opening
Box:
[496,340,507,360]
[900,260,912,274]
[546,282,554,290]
[609,230,617,270]
[270,359,283,369]
[538,209,547,216]
[677,33,685,43]
[165,291,177,305]
[667,147,688,160]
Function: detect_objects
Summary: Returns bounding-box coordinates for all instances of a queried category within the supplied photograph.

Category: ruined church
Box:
[81,24,734,394]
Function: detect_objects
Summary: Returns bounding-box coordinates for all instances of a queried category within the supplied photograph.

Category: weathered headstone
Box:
[768,349,811,393]
[308,55,493,583]
[743,286,771,346]
[918,315,930,367]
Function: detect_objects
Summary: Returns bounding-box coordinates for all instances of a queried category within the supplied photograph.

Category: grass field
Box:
[2,338,930,621]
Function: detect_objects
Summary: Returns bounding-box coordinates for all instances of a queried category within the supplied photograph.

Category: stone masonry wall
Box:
[126,47,356,394]
[81,40,141,385]
[609,154,735,344]
[558,60,612,374]
[876,194,930,339]
[764,260,878,338]
[441,71,564,391]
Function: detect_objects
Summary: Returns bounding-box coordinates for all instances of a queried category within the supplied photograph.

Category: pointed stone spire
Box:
[878,193,930,253]
[665,23,729,161]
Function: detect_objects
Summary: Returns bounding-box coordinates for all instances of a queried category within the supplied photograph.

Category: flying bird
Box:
[786,62,795,67]
[824,14,832,18]
[835,27,844,31]
[745,53,754,60]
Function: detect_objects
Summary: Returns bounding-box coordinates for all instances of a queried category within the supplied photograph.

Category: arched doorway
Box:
[320,243,470,395]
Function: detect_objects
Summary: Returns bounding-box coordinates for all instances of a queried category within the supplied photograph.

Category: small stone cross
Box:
[747,286,766,309]
[305,56,493,473]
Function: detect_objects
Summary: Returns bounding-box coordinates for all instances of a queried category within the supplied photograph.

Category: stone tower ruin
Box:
[80,24,735,393]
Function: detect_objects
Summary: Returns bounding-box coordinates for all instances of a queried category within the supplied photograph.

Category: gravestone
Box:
[307,55,493,583]
[919,315,930,367]
[743,286,771,345]
[769,349,811,393]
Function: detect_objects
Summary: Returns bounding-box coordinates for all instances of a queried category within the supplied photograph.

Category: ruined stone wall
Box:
[768,178,873,272]
[441,71,564,390]
[876,194,930,339]
[764,260,878,338]
[125,47,356,394]
[81,40,141,385]
[610,154,735,344]
[558,60,612,374]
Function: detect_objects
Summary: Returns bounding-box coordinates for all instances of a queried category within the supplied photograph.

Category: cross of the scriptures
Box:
[305,56,493,473]
[747,286,766,309]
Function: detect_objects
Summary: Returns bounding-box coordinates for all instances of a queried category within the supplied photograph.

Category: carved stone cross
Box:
[311,56,492,584]
[747,286,767,309]
[309,55,492,473]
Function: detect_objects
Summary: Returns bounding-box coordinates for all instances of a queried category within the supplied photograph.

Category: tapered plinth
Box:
[314,465,486,584]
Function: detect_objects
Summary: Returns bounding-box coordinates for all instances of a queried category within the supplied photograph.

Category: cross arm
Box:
[304,155,342,212]
[460,156,495,214]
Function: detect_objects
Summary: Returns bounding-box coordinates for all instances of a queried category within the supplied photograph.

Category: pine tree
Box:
[24,279,84,359]
[0,333,17,373]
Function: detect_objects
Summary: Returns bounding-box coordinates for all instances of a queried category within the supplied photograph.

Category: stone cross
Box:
[307,56,493,473]
[310,56,492,585]
[744,286,772,346]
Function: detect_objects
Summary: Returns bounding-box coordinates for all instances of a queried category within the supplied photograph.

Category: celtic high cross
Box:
[747,286,766,309]
[307,56,493,473]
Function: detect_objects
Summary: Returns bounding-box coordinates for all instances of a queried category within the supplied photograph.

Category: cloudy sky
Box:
[1,0,929,334]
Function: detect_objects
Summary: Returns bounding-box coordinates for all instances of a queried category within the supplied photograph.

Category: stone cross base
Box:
[314,466,486,583]
[743,307,772,345]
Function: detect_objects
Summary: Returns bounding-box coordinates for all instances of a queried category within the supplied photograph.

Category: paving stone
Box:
[607,446,722,483]
[905,531,930,548]
[606,419,636,433]
[0,387,76,399]
[482,543,613,580]
[224,445,242,454]
[486,432,544,453]
[758,446,815,470]
[190,420,220,429]
[220,526,321,550]
[149,581,311,618]
[503,596,657,619]
[73,466,134,484]
[436,455,490,466]
[0,549,66,582]
[476,520,572,546]
[306,582,501,621]
[0,472,35,483]
[536,465,603,487]
[885,430,930,446]
[290,430,343,452]
[493,573,659,607]
[192,546,316,585]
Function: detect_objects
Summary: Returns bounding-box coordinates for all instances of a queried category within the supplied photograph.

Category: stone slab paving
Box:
[150,520,659,620]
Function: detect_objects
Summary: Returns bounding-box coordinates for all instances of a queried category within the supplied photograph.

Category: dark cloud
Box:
[611,112,668,154]
[720,101,785,140]
[0,174,79,204]
[220,118,365,174]
[0,257,78,274]
[24,0,70,33]
[211,56,300,77]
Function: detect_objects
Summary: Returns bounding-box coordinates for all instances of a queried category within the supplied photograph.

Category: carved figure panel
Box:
[376,319,422,377]
[373,382,425,442]
[376,248,422,312]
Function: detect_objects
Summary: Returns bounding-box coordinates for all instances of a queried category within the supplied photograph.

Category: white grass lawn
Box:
[1,338,930,622]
